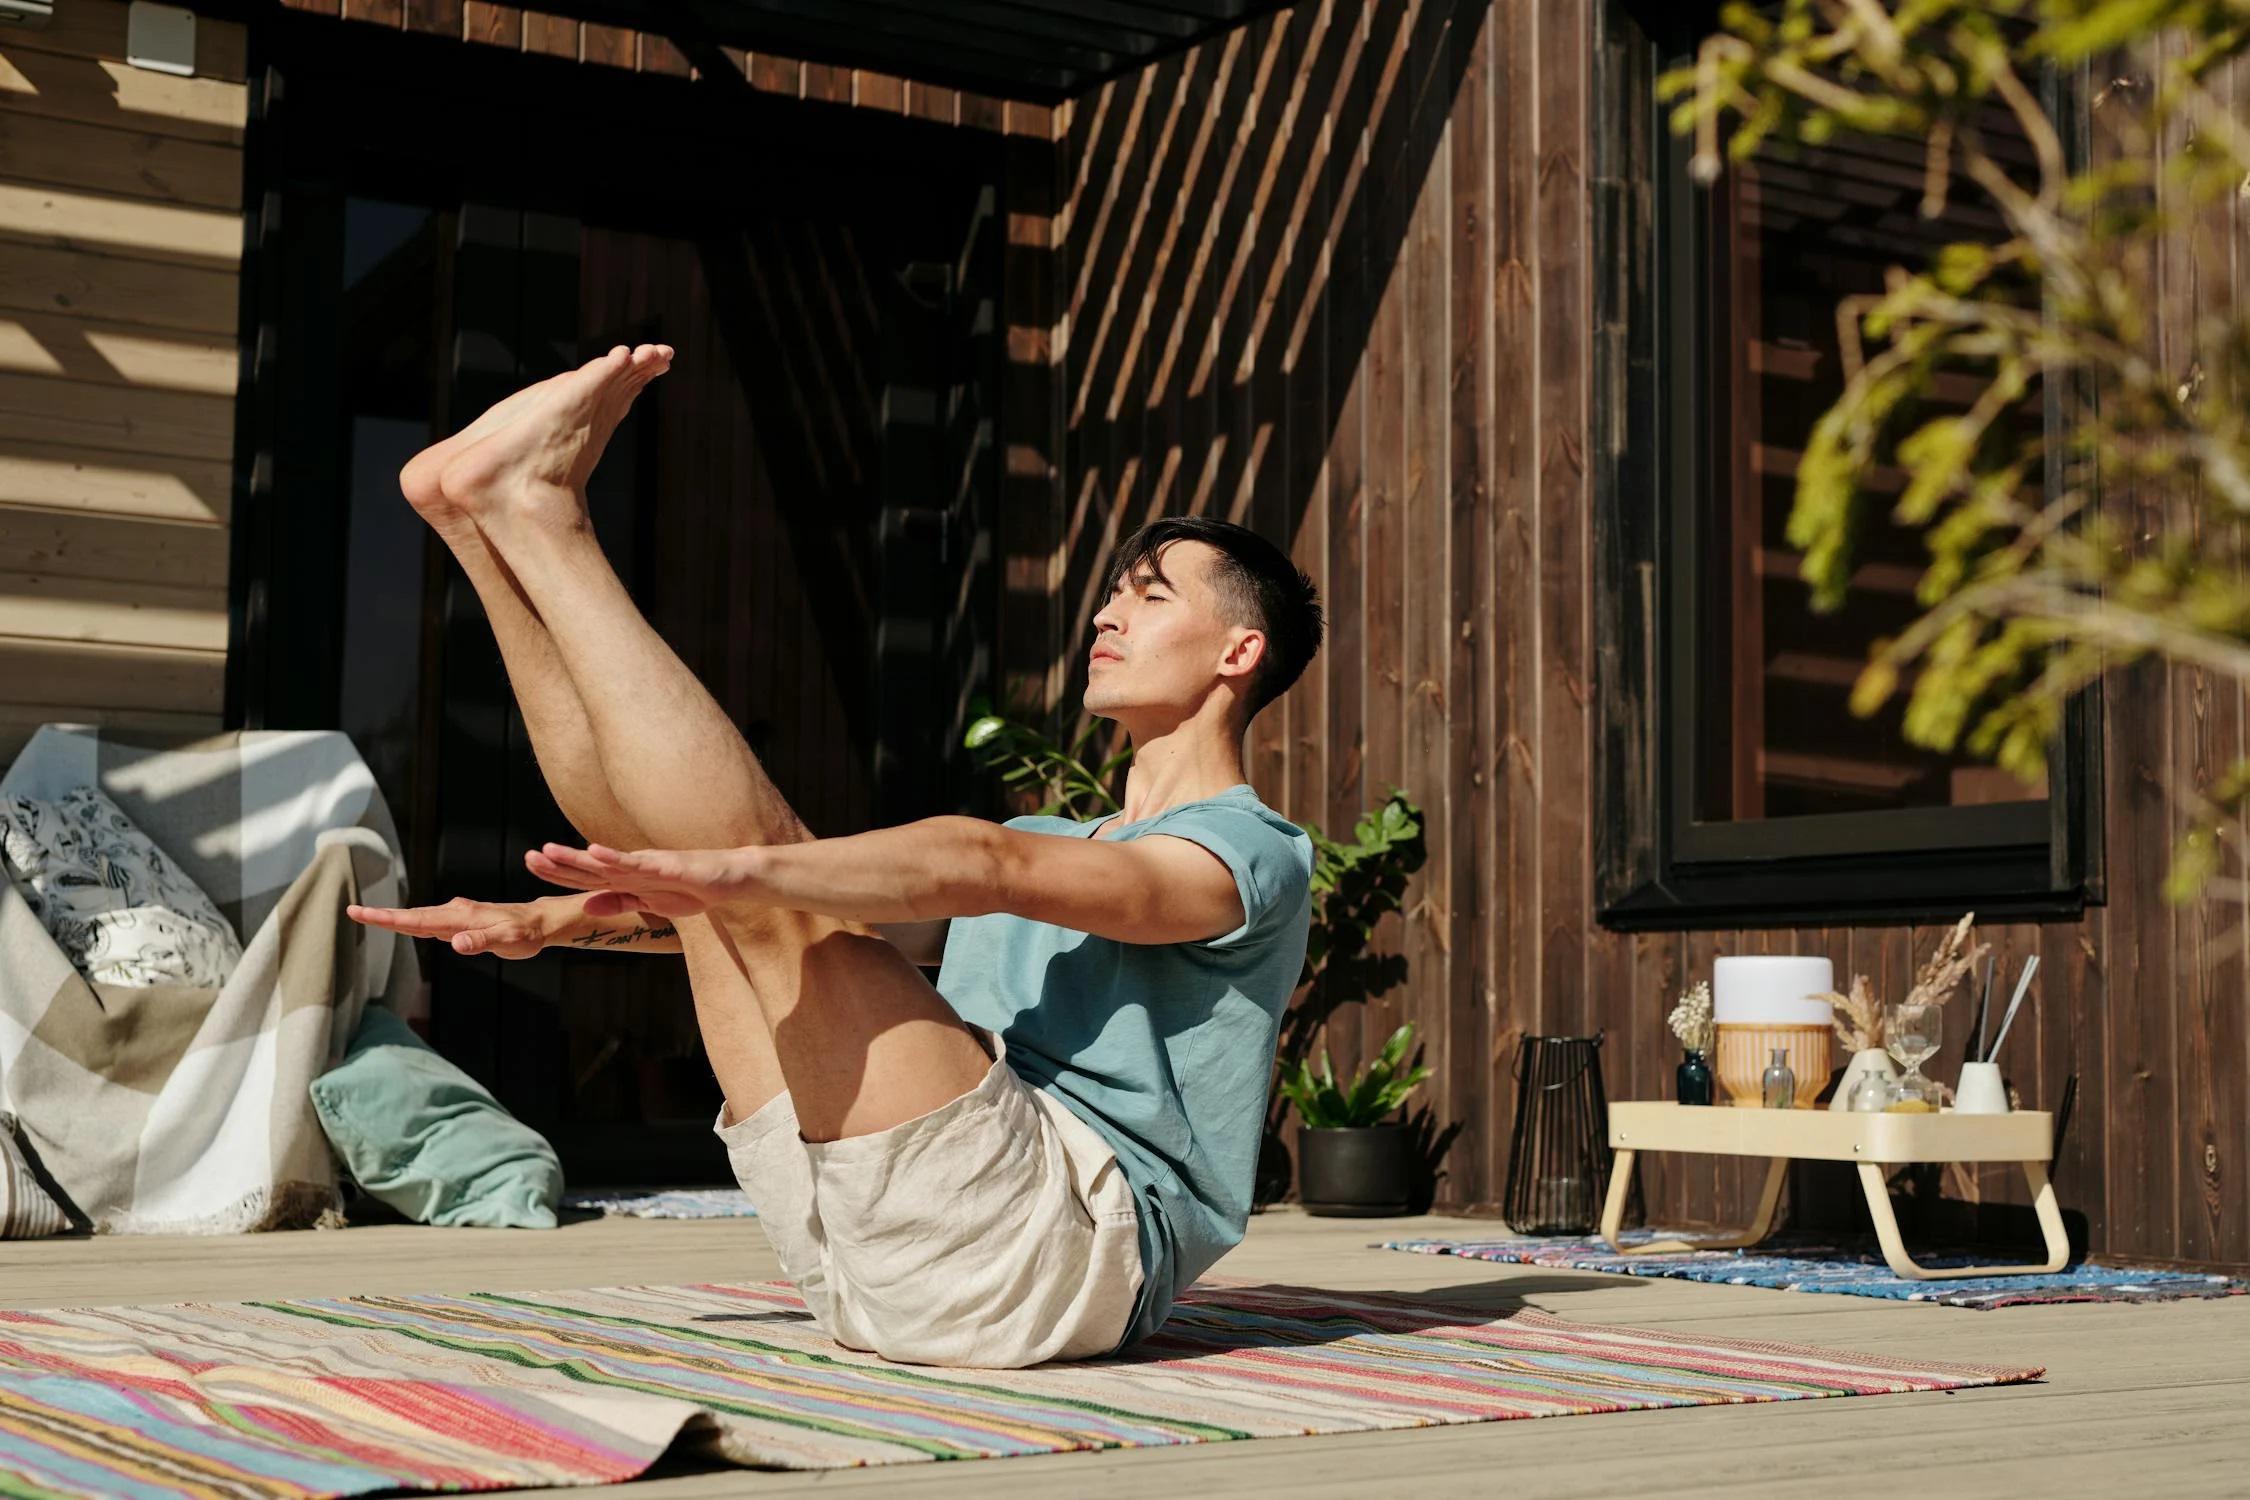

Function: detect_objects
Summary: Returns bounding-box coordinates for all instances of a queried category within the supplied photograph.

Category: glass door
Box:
[235,13,1002,1181]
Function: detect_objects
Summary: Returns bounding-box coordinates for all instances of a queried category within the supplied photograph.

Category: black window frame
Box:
[1591,1,2104,931]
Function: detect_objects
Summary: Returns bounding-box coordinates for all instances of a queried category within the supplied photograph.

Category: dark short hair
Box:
[1099,516,1325,720]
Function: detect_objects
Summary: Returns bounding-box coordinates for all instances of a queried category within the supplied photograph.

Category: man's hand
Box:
[526,843,755,918]
[347,895,577,958]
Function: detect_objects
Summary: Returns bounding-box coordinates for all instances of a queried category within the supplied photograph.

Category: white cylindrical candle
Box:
[1712,955,1834,1025]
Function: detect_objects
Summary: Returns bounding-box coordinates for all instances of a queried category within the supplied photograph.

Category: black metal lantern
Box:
[1501,1034,1613,1235]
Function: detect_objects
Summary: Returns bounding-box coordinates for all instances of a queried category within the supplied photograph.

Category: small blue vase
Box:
[1676,1049,1714,1106]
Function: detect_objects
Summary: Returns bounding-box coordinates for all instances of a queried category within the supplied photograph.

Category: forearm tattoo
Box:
[566,921,679,950]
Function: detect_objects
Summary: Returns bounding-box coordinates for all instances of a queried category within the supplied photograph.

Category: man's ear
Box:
[1218,629,1266,681]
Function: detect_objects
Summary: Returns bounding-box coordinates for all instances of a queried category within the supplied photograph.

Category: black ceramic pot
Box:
[1297,1124,1414,1217]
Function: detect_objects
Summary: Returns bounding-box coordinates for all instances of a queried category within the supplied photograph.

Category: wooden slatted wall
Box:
[1051,0,2250,1270]
[0,0,247,764]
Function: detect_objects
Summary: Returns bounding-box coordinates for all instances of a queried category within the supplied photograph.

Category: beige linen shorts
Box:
[713,1029,1144,1368]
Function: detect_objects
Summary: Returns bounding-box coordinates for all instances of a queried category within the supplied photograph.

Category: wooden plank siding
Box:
[1050,0,2250,1270]
[0,0,246,765]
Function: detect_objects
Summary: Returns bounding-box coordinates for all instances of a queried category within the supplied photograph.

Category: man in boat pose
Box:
[352,345,1323,1368]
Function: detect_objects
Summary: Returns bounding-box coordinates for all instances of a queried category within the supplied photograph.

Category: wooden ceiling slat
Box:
[726,0,1125,73]
[592,0,1289,100]
[868,0,1178,56]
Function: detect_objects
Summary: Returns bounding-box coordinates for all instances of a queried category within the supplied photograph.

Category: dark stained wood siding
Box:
[1047,0,2250,1269]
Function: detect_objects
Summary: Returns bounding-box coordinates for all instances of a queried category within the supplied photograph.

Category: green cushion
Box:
[310,1006,563,1229]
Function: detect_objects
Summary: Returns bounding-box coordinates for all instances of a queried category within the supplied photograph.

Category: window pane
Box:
[1692,132,2049,823]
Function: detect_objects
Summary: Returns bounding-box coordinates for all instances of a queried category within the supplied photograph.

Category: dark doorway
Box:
[229,14,1003,1182]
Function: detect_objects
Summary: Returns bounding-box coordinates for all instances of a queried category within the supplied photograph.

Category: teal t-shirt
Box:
[934,784,1313,1350]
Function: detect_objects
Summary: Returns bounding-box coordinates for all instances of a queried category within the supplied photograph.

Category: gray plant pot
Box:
[1297,1124,1414,1217]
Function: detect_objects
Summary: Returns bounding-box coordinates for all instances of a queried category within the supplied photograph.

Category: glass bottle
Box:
[1847,1069,1897,1113]
[1676,1048,1714,1106]
[1761,1046,1796,1109]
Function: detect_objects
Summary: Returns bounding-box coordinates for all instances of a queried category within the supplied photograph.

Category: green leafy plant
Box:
[962,701,1128,819]
[1277,1022,1432,1129]
[1665,0,2250,901]
[1300,790,1424,988]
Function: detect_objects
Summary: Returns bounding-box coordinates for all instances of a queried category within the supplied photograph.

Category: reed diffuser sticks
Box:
[1983,955,2040,1064]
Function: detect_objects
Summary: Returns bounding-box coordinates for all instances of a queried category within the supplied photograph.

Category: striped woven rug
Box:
[0,1281,2042,1496]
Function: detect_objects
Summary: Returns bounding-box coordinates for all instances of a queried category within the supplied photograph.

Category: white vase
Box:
[1830,1047,1898,1112]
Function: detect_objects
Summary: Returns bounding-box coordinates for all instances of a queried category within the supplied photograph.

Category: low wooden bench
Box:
[1600,1101,2069,1280]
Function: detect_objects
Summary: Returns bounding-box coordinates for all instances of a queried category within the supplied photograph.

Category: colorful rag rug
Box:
[1381,1234,2249,1308]
[0,1281,2041,1495]
[562,1186,760,1219]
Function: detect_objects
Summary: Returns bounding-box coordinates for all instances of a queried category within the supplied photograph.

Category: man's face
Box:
[1083,540,1260,724]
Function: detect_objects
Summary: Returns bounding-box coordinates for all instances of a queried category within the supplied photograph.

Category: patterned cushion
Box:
[0,1113,68,1238]
[0,786,243,988]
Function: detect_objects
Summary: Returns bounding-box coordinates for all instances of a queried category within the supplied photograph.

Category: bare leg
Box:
[400,359,640,849]
[438,347,991,1142]
[400,353,786,1118]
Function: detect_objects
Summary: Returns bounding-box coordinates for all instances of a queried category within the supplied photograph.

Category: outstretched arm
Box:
[527,816,1246,946]
[348,892,946,964]
[349,892,683,957]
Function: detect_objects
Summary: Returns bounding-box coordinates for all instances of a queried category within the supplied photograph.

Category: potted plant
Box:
[1260,790,1427,1205]
[1278,1023,1432,1217]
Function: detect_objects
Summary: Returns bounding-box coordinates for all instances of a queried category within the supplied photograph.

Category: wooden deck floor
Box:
[4,1209,2244,1497]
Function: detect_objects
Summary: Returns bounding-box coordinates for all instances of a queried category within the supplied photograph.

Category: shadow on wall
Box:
[1051,0,1488,713]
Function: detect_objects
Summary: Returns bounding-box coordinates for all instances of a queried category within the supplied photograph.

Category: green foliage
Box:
[1277,1022,1433,1129]
[962,700,1128,820]
[1667,0,2250,903]
[1300,790,1425,990]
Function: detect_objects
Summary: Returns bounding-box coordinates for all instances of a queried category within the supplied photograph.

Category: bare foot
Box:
[397,351,625,538]
[437,344,673,531]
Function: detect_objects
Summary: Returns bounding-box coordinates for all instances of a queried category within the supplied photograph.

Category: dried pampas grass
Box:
[1816,974,1884,1052]
[1811,913,1990,1053]
[1905,912,1989,1010]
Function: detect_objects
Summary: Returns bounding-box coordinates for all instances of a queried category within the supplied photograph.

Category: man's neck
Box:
[1109,721,1249,827]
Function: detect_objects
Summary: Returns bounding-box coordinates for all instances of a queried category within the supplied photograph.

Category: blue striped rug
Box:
[1381,1234,2246,1307]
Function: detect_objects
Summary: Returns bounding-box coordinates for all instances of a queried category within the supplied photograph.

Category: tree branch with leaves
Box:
[1667,0,2250,899]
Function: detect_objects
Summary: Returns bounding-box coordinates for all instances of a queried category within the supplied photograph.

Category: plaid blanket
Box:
[0,726,417,1234]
